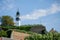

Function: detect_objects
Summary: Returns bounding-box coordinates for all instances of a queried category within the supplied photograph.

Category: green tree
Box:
[1,16,14,26]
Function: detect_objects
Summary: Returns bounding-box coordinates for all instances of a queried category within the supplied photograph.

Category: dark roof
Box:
[49,28,57,33]
[30,25,46,34]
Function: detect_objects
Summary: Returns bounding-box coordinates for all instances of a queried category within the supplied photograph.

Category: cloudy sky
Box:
[0,0,60,32]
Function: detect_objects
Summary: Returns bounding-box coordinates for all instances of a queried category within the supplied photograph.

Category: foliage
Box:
[19,25,32,31]
[0,25,32,31]
[24,32,60,40]
[0,30,7,37]
[1,16,14,26]
[1,26,17,29]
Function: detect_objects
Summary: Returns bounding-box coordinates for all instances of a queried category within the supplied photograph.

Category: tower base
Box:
[16,21,21,26]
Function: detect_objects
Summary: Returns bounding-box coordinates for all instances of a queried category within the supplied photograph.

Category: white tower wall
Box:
[16,20,21,26]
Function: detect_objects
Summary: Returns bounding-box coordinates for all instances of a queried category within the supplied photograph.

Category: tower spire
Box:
[16,9,21,26]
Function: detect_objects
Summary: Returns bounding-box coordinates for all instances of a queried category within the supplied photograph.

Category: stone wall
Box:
[11,31,29,40]
[0,37,13,40]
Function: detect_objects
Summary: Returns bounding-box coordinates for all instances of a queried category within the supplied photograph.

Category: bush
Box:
[19,25,32,31]
[0,30,7,37]
[24,32,60,40]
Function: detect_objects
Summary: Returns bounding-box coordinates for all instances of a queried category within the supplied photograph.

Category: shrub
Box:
[0,30,7,37]
[24,32,60,40]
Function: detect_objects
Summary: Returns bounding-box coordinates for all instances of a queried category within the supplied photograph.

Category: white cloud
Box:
[6,4,15,10]
[21,3,60,20]
[48,4,60,14]
[21,9,47,19]
[0,0,16,11]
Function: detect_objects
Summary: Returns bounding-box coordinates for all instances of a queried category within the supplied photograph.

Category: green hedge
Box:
[0,25,32,31]
[25,32,60,40]
[18,26,32,31]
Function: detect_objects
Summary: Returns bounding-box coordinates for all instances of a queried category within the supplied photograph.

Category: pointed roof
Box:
[49,28,57,33]
[16,8,20,16]
[16,11,20,16]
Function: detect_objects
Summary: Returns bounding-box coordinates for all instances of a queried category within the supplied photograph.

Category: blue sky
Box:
[0,0,60,32]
